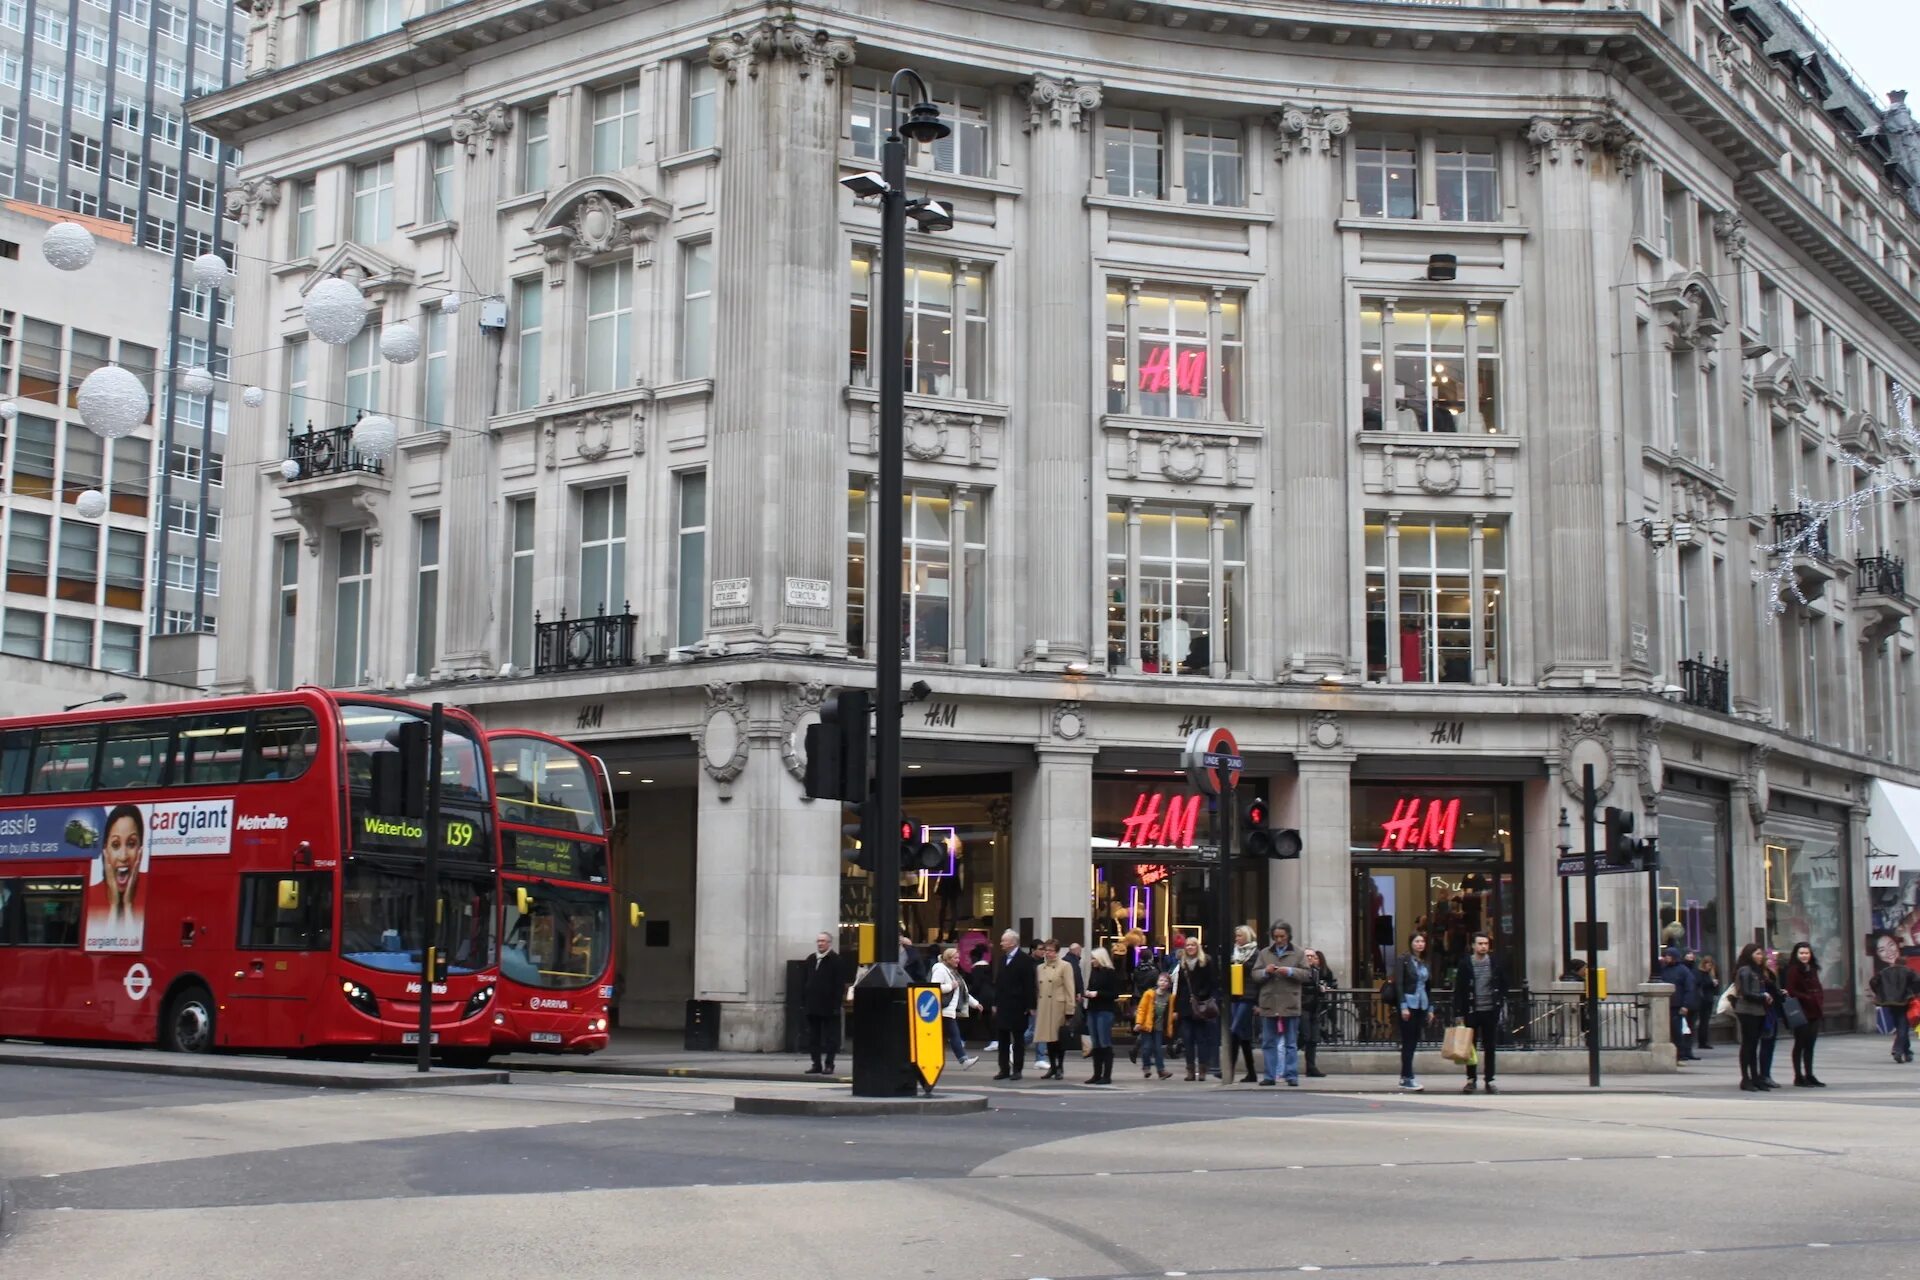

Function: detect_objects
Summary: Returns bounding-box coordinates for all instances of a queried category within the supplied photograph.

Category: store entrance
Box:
[1352,862,1518,986]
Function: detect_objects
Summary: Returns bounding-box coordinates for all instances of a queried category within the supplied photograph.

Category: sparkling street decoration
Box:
[0,400,16,421]
[439,294,460,313]
[351,413,398,462]
[190,252,231,290]
[74,489,109,519]
[42,222,96,271]
[303,276,369,345]
[243,386,267,407]
[280,458,302,482]
[76,365,150,439]
[180,365,215,396]
[380,322,422,364]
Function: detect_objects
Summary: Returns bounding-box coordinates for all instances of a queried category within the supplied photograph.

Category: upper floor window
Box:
[427,140,454,221]
[1105,501,1242,677]
[333,528,374,687]
[1184,119,1244,208]
[1360,299,1502,434]
[592,81,641,171]
[519,106,549,195]
[512,277,543,411]
[1365,515,1506,684]
[1434,136,1498,222]
[847,480,987,665]
[684,62,717,151]
[351,157,394,243]
[577,484,626,615]
[849,253,988,400]
[358,0,402,39]
[1104,109,1164,200]
[850,74,990,178]
[676,471,706,648]
[1105,282,1243,422]
[678,242,713,381]
[345,321,383,417]
[291,180,316,257]
[422,309,450,427]
[584,263,632,394]
[1356,132,1416,218]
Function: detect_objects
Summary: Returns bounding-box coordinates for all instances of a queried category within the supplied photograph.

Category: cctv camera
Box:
[840,171,888,199]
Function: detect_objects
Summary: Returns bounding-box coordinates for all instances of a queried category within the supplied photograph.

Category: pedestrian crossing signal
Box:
[842,800,874,872]
[1243,797,1302,860]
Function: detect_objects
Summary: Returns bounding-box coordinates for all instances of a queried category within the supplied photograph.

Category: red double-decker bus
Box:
[486,730,616,1055]
[0,690,500,1054]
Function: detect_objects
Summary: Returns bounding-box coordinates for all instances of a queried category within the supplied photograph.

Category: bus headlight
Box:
[340,980,379,1018]
[591,1018,607,1032]
[463,985,495,1018]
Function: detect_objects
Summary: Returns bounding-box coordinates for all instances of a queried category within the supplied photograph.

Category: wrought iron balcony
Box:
[534,604,638,675]
[286,420,384,479]
[1771,508,1830,562]
[1857,553,1907,599]
[1677,654,1730,713]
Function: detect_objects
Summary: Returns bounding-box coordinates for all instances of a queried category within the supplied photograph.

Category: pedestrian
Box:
[1063,941,1088,1057]
[1300,948,1337,1079]
[1868,931,1918,1064]
[799,931,843,1075]
[1451,931,1508,1094]
[1034,939,1076,1081]
[930,945,981,1067]
[1757,949,1784,1087]
[1134,972,1176,1079]
[1394,931,1436,1091]
[1171,936,1221,1080]
[1781,941,1825,1087]
[1695,955,1722,1049]
[1731,942,1776,1091]
[1250,920,1312,1087]
[899,934,929,985]
[1228,924,1260,1083]
[1082,946,1121,1085]
[991,929,1038,1080]
[1655,947,1698,1061]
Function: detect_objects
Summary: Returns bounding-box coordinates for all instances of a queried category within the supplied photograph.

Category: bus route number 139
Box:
[444,820,475,849]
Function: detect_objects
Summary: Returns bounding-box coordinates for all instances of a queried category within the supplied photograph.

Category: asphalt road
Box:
[3,1037,1917,1279]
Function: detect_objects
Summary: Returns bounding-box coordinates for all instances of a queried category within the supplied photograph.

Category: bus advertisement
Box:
[0,690,500,1056]
[487,730,616,1055]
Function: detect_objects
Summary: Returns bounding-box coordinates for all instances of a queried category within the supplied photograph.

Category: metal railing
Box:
[534,604,638,675]
[1856,553,1907,598]
[287,420,383,478]
[1678,654,1731,712]
[1307,988,1650,1052]
[1771,508,1830,561]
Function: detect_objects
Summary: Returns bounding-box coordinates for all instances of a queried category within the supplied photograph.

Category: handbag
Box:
[1714,981,1736,1018]
[1907,996,1920,1029]
[1192,996,1221,1023]
[1781,996,1808,1030]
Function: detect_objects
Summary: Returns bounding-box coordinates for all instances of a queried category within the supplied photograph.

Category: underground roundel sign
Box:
[1183,726,1242,796]
[123,963,152,1001]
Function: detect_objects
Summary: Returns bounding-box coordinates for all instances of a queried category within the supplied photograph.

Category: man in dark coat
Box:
[800,931,843,1074]
[1655,947,1699,1061]
[992,928,1038,1080]
[1451,932,1509,1093]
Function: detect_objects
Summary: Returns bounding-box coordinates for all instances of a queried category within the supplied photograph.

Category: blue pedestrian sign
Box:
[907,984,944,1090]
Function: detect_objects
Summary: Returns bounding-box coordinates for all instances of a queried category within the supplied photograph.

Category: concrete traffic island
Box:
[732,1088,989,1117]
[0,1041,511,1088]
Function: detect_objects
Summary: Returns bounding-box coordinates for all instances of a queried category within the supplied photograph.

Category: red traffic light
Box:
[1247,800,1266,827]
[900,819,915,842]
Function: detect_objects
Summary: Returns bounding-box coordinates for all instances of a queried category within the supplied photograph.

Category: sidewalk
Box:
[502,1026,1919,1095]
[0,1041,511,1088]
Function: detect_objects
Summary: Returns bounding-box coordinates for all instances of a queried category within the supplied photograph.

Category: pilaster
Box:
[1011,743,1095,941]
[1270,104,1351,675]
[1021,73,1101,666]
[705,17,853,653]
[1279,746,1353,986]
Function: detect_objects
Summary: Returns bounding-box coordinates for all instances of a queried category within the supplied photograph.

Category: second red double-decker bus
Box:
[0,689,499,1055]
[486,730,616,1055]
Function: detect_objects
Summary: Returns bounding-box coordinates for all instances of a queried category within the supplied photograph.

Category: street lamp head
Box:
[840,171,888,199]
[1556,806,1572,856]
[907,199,954,233]
[900,99,951,145]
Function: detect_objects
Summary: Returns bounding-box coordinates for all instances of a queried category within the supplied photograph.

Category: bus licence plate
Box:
[401,1032,440,1045]
[530,1031,563,1045]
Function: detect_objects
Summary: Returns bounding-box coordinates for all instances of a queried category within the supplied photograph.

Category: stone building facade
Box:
[193,0,1920,1046]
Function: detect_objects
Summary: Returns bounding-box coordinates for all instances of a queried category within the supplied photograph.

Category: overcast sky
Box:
[1795,0,1917,105]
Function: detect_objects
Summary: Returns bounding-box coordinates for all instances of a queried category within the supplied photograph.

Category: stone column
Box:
[1523,115,1638,682]
[1712,210,1766,714]
[692,682,838,1049]
[1021,73,1102,666]
[1281,725,1353,986]
[706,19,853,654]
[438,102,513,674]
[1011,742,1094,942]
[949,483,970,666]
[1271,104,1353,675]
[211,177,282,694]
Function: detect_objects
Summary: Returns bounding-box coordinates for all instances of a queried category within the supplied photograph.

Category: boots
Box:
[1305,1042,1326,1078]
[1235,1037,1257,1083]
[1086,1048,1113,1085]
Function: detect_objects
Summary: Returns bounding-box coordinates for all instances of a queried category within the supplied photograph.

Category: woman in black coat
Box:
[1171,937,1220,1081]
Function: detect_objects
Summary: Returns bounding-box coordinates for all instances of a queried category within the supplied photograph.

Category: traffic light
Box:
[898,819,945,873]
[842,800,874,872]
[1603,807,1638,867]
[804,689,871,801]
[1241,795,1303,860]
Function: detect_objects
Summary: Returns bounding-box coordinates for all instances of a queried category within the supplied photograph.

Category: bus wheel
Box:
[162,985,217,1053]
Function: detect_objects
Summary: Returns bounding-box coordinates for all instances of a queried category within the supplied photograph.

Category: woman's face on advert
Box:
[103,816,141,905]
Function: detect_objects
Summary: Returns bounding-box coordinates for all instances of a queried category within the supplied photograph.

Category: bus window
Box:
[341,705,486,803]
[172,712,248,785]
[490,736,604,835]
[30,725,100,794]
[1,730,31,796]
[245,707,320,782]
[237,872,335,949]
[98,721,173,789]
[14,877,83,946]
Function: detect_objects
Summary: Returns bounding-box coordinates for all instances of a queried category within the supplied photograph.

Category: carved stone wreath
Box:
[1414,447,1463,495]
[1559,711,1614,804]
[1307,711,1344,751]
[568,193,631,257]
[903,408,949,461]
[572,410,615,462]
[1159,434,1207,483]
[779,681,829,786]
[696,682,751,787]
[1051,701,1088,741]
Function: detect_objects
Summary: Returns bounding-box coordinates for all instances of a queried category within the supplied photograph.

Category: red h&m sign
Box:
[1378,796,1461,853]
[1139,346,1207,397]
[1119,792,1203,849]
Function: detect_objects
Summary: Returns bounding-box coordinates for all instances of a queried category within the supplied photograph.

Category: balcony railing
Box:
[1857,553,1907,599]
[1678,654,1731,713]
[287,420,383,479]
[1771,508,1831,561]
[534,604,638,675]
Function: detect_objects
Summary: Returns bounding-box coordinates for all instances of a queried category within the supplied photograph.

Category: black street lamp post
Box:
[845,70,951,1099]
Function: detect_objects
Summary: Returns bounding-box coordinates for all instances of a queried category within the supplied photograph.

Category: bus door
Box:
[225,870,336,1047]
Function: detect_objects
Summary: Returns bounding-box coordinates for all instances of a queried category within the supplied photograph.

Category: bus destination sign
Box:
[357,812,484,858]
[505,830,607,883]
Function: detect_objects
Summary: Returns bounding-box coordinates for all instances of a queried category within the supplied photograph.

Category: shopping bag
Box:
[1782,996,1808,1031]
[1441,1023,1474,1064]
[1467,1041,1479,1068]
[1907,996,1920,1029]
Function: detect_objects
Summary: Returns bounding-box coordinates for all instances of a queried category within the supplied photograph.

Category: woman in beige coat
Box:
[1033,939,1076,1080]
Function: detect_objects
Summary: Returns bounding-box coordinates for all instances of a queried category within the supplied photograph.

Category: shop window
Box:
[1365,515,1505,684]
[1360,299,1501,433]
[1104,282,1243,422]
[1657,787,1729,971]
[847,479,986,665]
[1104,501,1243,677]
[849,253,988,399]
[1763,817,1848,999]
